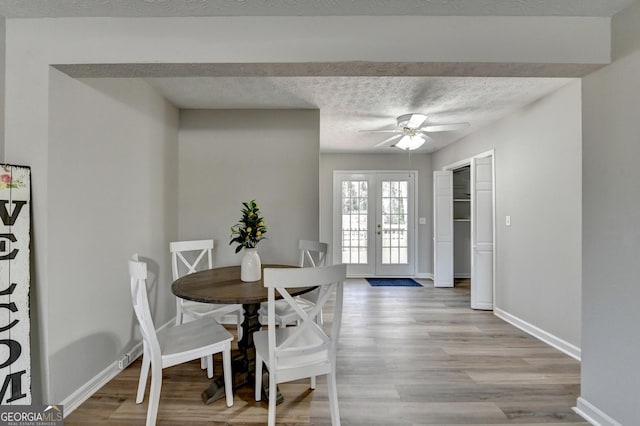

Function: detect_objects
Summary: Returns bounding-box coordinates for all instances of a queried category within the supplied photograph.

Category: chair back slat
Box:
[263,264,346,369]
[272,288,329,352]
[298,240,328,268]
[170,239,214,280]
[263,264,344,288]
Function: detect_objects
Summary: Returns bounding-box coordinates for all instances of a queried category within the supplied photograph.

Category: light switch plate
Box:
[419,217,427,225]
[506,215,511,226]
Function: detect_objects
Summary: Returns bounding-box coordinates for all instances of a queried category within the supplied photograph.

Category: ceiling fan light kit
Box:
[395,134,426,150]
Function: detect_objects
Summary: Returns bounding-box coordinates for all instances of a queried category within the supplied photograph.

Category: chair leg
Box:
[136,352,150,404]
[146,364,163,426]
[222,344,233,407]
[175,303,183,326]
[268,372,277,426]
[255,353,263,401]
[206,355,214,378]
[327,370,340,426]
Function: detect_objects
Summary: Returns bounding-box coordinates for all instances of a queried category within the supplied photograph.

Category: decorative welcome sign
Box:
[0,164,31,405]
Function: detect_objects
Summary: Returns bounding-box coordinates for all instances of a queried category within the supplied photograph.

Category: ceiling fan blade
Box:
[416,132,434,141]
[407,113,427,129]
[421,122,470,132]
[374,134,402,147]
[359,129,400,133]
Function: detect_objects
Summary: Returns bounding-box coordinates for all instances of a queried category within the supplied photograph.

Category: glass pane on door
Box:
[380,180,409,265]
[340,180,368,264]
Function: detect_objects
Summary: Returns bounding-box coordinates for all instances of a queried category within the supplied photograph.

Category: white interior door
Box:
[433,171,454,287]
[471,156,494,310]
[333,171,416,277]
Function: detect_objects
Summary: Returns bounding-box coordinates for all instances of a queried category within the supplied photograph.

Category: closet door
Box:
[433,171,454,287]
[471,156,494,309]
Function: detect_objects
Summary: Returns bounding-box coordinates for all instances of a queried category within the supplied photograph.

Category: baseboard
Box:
[61,317,174,416]
[454,273,471,278]
[61,344,144,416]
[574,397,622,426]
[416,272,433,280]
[494,307,581,361]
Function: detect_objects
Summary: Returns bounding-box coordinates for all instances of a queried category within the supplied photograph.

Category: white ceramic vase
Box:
[241,248,261,282]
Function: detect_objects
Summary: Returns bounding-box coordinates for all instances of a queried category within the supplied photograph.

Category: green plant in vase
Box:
[230,200,268,253]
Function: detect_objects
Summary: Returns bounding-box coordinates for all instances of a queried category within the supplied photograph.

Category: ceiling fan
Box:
[361,113,470,150]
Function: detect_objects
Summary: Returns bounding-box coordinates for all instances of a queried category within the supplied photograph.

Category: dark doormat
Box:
[366,278,422,287]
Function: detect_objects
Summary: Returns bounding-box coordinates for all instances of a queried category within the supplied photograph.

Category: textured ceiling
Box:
[146,76,572,153]
[7,0,632,153]
[0,0,635,18]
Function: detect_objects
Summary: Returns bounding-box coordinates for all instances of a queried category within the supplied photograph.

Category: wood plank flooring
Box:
[66,278,587,425]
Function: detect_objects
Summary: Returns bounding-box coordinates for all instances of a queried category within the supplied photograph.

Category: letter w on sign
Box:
[0,164,31,405]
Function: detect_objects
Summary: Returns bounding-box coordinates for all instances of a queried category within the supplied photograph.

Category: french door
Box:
[333,171,416,277]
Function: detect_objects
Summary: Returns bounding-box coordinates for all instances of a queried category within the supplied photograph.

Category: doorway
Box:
[453,166,472,280]
[433,152,494,310]
[333,171,417,277]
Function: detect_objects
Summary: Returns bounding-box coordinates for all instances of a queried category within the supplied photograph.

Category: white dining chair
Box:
[254,263,346,426]
[171,239,243,337]
[129,254,233,426]
[258,240,328,327]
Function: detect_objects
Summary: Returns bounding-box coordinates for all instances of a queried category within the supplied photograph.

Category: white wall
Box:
[432,81,582,350]
[0,17,4,160]
[47,72,179,403]
[320,153,432,276]
[179,109,319,267]
[578,2,640,424]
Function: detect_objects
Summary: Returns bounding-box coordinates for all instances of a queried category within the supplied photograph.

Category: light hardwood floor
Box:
[66,278,588,425]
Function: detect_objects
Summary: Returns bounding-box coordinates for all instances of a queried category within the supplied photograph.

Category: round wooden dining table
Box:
[171,264,313,404]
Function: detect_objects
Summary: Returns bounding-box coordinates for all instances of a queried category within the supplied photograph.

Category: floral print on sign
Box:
[0,166,27,192]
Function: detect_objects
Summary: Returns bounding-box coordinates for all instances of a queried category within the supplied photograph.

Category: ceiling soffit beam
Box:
[54,61,604,79]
